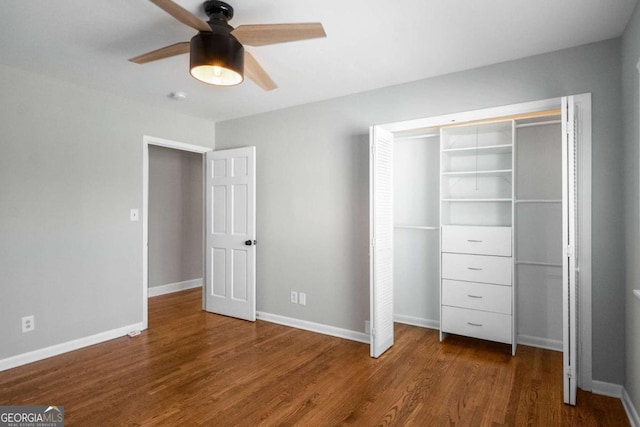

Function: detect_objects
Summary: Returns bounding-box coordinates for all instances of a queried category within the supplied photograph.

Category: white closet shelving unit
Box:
[439,121,517,355]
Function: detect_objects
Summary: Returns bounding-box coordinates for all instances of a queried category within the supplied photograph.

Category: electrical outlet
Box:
[22,315,35,333]
[365,320,371,334]
[290,291,298,304]
[299,292,306,306]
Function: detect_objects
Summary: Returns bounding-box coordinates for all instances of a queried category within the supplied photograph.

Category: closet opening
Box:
[369,95,591,405]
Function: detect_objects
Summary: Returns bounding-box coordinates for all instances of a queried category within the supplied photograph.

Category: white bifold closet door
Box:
[369,126,394,358]
[562,96,579,405]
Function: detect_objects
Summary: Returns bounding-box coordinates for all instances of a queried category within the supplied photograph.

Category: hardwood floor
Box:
[0,288,629,426]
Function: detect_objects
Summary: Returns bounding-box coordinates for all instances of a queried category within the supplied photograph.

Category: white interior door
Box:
[205,146,256,321]
[562,97,578,405]
[370,126,394,358]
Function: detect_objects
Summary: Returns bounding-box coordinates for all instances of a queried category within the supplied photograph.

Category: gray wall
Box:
[148,146,203,288]
[216,39,625,384]
[622,0,640,414]
[0,64,214,360]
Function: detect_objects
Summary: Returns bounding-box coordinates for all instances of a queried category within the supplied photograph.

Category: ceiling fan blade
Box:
[129,42,191,64]
[232,23,326,46]
[149,0,211,32]
[244,52,277,91]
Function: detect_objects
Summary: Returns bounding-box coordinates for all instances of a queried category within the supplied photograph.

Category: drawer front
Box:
[442,279,511,314]
[441,306,512,344]
[441,253,512,285]
[442,226,512,256]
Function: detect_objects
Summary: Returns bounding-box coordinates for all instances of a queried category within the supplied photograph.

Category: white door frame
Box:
[141,135,213,329]
[373,94,592,390]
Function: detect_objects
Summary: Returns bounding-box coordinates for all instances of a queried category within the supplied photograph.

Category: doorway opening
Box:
[148,145,203,297]
[142,136,212,329]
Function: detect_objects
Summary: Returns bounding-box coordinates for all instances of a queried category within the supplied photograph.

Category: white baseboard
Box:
[256,311,370,344]
[592,380,623,398]
[148,278,202,297]
[394,314,439,330]
[591,383,639,427]
[623,388,640,427]
[0,321,145,372]
[517,334,563,352]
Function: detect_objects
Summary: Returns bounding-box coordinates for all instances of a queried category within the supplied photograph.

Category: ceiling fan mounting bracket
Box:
[204,0,234,22]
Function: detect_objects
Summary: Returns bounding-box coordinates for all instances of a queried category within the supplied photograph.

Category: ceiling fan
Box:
[129,0,326,91]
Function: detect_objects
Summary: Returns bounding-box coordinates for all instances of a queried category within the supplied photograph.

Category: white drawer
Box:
[441,253,512,285]
[442,279,511,314]
[441,306,512,344]
[442,226,512,256]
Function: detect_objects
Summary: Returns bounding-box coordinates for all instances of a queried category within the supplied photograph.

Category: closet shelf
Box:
[443,222,513,228]
[515,199,562,204]
[441,169,512,177]
[394,133,439,141]
[441,144,512,155]
[441,198,512,202]
[394,225,440,230]
[443,224,512,229]
[516,260,562,268]
[515,119,561,129]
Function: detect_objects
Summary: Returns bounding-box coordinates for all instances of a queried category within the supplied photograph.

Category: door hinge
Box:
[371,328,376,338]
[564,365,576,379]
[371,144,376,155]
[565,245,574,257]
[371,238,376,248]
[566,120,574,136]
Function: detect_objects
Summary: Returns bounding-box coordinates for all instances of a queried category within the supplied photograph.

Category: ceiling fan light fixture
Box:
[189,32,244,86]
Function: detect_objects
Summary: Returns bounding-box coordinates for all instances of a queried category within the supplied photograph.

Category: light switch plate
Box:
[130,209,139,221]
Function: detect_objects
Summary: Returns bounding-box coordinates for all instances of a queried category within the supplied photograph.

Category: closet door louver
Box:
[369,125,394,358]
[562,96,579,405]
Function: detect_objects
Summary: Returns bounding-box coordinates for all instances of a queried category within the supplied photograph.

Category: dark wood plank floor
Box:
[0,288,628,426]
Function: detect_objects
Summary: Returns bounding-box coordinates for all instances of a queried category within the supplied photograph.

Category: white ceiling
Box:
[0,0,636,122]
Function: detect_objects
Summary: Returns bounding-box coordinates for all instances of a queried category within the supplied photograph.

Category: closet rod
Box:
[515,199,562,204]
[515,119,562,129]
[437,108,561,129]
[394,133,439,141]
[394,225,440,230]
[516,260,562,268]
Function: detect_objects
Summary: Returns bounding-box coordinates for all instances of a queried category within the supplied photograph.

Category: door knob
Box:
[244,240,257,246]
